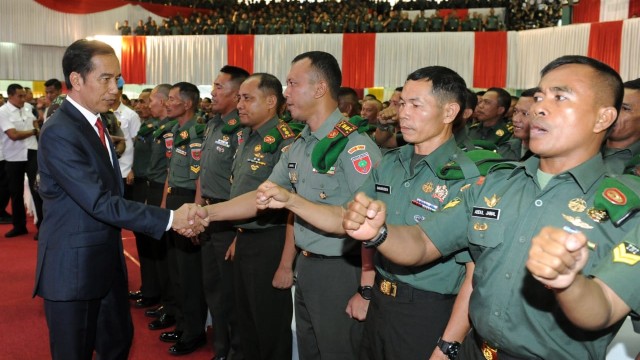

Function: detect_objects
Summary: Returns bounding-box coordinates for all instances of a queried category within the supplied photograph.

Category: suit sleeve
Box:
[39,122,170,239]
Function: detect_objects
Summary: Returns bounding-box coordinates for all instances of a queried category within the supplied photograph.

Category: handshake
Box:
[170,203,210,237]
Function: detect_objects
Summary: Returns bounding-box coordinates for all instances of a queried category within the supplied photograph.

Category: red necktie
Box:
[95,117,107,149]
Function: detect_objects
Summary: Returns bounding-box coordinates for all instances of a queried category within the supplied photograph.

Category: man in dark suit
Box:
[33,39,207,360]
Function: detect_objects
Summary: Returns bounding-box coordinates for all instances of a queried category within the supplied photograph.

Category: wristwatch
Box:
[357,285,373,300]
[437,337,460,360]
[363,223,388,248]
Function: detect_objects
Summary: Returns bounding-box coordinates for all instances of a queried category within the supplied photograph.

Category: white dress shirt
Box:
[0,101,38,162]
[113,102,141,178]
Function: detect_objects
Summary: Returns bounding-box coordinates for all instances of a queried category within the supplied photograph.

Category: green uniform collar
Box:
[604,140,640,159]
[397,137,459,176]
[303,108,343,141]
[512,154,606,194]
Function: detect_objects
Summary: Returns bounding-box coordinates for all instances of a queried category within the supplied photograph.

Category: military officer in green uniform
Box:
[130,88,163,307]
[429,10,444,32]
[343,56,637,359]
[193,52,382,360]
[256,66,500,360]
[468,87,512,147]
[198,65,249,360]
[603,78,640,174]
[160,82,208,356]
[413,10,428,32]
[227,73,299,359]
[144,84,179,331]
[497,88,536,161]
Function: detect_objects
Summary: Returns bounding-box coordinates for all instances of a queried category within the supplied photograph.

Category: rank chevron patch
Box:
[612,242,640,265]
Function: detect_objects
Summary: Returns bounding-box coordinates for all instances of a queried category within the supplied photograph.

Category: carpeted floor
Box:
[0,218,214,360]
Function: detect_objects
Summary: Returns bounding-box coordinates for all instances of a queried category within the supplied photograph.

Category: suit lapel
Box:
[59,102,123,194]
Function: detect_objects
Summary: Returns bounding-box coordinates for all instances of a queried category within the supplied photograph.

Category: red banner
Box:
[473,31,507,88]
[121,36,147,84]
[227,35,255,75]
[342,34,376,89]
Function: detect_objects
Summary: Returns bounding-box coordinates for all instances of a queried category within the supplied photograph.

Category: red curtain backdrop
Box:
[572,0,601,23]
[341,34,376,88]
[588,21,623,72]
[473,32,507,88]
[227,35,255,75]
[34,0,207,18]
[121,36,147,84]
[630,0,640,17]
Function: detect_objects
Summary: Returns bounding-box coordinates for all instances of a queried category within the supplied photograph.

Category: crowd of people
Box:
[9,34,639,360]
[116,0,562,35]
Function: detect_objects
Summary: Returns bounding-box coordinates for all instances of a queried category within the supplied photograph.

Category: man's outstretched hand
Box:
[172,203,210,237]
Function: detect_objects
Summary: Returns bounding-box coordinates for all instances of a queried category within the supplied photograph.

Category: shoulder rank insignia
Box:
[613,242,640,265]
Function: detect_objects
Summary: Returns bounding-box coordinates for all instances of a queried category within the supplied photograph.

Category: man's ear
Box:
[314,81,328,99]
[594,106,617,134]
[443,103,461,124]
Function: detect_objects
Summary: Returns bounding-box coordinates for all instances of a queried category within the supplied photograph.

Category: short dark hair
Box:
[172,82,200,110]
[394,86,403,93]
[248,73,285,112]
[541,55,623,113]
[364,94,377,100]
[220,65,250,89]
[7,83,23,96]
[338,87,361,114]
[292,51,341,101]
[62,39,116,89]
[485,87,512,115]
[24,87,32,92]
[624,78,640,90]
[154,83,172,99]
[520,87,538,98]
[464,88,477,110]
[141,88,153,94]
[44,79,62,90]
[406,66,468,110]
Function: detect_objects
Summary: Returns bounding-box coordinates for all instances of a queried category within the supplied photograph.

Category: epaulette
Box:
[261,121,305,154]
[594,175,640,227]
[221,117,242,134]
[437,149,504,180]
[311,115,370,173]
[137,122,156,137]
[174,124,206,147]
[153,119,178,139]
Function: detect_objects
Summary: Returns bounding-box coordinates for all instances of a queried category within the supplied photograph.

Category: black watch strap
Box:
[437,337,460,360]
[357,285,373,300]
[363,223,388,248]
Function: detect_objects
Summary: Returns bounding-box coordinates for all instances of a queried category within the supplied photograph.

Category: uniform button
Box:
[494,311,500,316]
[395,211,400,215]
[404,182,410,188]
[305,152,310,157]
[519,236,526,243]
[302,179,305,183]
[451,153,458,159]
[505,273,511,279]
[535,199,543,207]
[479,233,484,238]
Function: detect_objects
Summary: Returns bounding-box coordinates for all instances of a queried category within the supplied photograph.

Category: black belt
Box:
[236,226,284,234]
[472,330,532,360]
[148,181,164,189]
[374,273,455,302]
[202,197,225,205]
[300,250,360,260]
[167,186,196,196]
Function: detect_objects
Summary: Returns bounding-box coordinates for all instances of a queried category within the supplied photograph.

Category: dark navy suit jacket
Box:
[33,100,170,301]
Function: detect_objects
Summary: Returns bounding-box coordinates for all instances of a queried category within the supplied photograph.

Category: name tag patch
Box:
[375,184,390,194]
[288,162,297,169]
[472,206,500,220]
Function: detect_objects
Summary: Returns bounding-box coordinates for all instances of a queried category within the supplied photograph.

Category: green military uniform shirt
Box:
[419,154,639,359]
[497,138,526,161]
[268,109,382,256]
[147,117,172,184]
[200,111,242,200]
[230,116,294,230]
[360,138,474,293]
[595,222,640,314]
[430,16,443,31]
[167,117,203,190]
[603,140,640,175]
[132,118,156,179]
[467,120,512,146]
[413,16,428,32]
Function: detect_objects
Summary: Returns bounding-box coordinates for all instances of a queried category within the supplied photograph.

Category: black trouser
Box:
[44,264,132,360]
[201,204,243,358]
[359,274,456,360]
[234,227,292,360]
[166,189,207,342]
[147,181,174,314]
[458,329,532,360]
[0,160,11,216]
[6,149,42,229]
[295,252,364,360]
[130,178,161,298]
